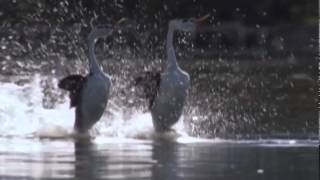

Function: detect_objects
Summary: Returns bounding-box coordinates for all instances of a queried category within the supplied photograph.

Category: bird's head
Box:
[87,18,131,42]
[88,19,113,40]
[169,14,210,32]
[112,17,139,34]
[113,17,127,30]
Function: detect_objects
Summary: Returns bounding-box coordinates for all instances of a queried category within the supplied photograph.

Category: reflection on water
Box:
[0,137,318,180]
[74,139,99,179]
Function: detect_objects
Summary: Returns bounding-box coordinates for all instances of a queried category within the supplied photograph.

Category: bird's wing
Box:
[134,71,161,109]
[58,75,86,108]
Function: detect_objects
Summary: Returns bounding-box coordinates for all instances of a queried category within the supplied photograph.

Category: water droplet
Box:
[5,55,11,60]
[192,116,199,121]
[257,169,264,174]
[163,4,168,11]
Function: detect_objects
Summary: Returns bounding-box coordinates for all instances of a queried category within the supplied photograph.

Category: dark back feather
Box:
[134,71,161,109]
[58,75,86,107]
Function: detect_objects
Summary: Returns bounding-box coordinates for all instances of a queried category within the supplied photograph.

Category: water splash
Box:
[0,74,191,140]
[0,74,74,137]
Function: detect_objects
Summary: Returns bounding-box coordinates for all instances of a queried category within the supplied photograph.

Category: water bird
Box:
[135,15,209,132]
[58,19,125,134]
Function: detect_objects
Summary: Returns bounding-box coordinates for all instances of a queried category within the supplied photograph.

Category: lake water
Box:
[0,71,318,180]
[0,57,318,179]
[0,137,318,180]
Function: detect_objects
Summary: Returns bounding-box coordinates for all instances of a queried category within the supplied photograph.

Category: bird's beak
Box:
[194,14,210,24]
[114,17,126,28]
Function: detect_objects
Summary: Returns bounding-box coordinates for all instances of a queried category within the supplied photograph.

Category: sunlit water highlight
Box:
[0,74,318,180]
[0,74,73,138]
[0,74,192,141]
[0,74,318,144]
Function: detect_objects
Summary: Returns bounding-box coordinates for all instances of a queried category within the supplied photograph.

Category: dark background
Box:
[0,0,318,138]
[0,0,317,25]
[0,0,318,60]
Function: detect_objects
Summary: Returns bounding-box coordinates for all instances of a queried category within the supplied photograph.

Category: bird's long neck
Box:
[166,24,178,70]
[88,35,103,74]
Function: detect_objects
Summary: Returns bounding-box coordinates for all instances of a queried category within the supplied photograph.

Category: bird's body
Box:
[151,67,190,132]
[74,73,111,133]
[59,25,114,134]
[134,16,208,132]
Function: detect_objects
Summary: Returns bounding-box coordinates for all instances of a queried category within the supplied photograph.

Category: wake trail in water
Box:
[0,74,192,141]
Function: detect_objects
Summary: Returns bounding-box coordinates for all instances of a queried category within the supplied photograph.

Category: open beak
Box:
[194,14,210,24]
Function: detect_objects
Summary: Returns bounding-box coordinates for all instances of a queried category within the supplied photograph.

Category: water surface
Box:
[0,57,317,180]
[0,137,318,180]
